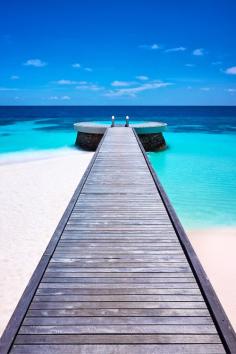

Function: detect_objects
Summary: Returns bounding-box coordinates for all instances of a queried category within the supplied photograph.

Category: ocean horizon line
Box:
[0,104,236,107]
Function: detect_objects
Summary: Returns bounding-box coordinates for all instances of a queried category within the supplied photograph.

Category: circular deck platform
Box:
[74,121,167,152]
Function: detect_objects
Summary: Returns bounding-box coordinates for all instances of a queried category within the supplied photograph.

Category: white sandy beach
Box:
[0,151,235,336]
[188,227,236,330]
[0,149,93,336]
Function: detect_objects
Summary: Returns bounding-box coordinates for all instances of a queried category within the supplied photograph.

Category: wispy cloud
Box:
[165,47,186,53]
[111,81,133,87]
[212,61,222,65]
[0,87,18,91]
[136,75,149,81]
[76,82,103,91]
[201,87,211,91]
[193,48,204,56]
[225,88,236,93]
[225,66,236,75]
[55,79,78,85]
[23,59,47,67]
[10,75,19,80]
[139,43,160,50]
[72,63,92,72]
[105,81,172,97]
[185,64,195,67]
[72,63,81,68]
[49,95,71,100]
[151,44,159,50]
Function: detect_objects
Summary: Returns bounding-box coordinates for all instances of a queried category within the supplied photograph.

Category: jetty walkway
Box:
[1,127,235,353]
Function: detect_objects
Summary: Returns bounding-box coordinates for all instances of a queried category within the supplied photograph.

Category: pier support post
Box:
[75,132,103,151]
[111,116,115,127]
[138,132,166,151]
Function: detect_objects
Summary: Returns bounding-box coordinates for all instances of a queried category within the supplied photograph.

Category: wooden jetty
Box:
[1,127,236,353]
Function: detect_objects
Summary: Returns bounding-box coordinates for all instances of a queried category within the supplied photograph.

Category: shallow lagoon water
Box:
[0,106,236,230]
[0,120,75,154]
[149,132,236,229]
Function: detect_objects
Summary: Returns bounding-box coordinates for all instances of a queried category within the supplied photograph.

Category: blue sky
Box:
[0,0,236,105]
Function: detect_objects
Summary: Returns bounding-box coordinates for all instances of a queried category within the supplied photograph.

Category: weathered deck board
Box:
[1,127,235,353]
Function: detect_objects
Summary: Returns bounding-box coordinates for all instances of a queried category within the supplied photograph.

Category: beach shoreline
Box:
[0,151,235,336]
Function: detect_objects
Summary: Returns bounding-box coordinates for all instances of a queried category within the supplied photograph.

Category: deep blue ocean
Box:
[1,106,236,229]
[1,106,236,134]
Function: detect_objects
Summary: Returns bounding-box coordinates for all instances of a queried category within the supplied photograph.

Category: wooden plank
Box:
[40,277,194,284]
[29,301,207,310]
[23,316,213,326]
[27,308,211,317]
[10,344,226,353]
[38,283,200,289]
[36,288,201,296]
[45,267,192,273]
[19,324,217,335]
[33,294,204,302]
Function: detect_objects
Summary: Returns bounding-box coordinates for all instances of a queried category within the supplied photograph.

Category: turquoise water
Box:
[0,120,75,154]
[1,106,236,230]
[149,132,236,229]
[0,119,146,154]
[0,120,144,154]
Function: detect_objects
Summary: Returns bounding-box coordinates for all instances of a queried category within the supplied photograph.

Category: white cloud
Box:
[111,81,133,87]
[185,64,195,67]
[136,75,149,81]
[10,75,19,80]
[76,82,103,91]
[201,87,211,91]
[151,44,159,50]
[212,61,222,65]
[55,79,78,85]
[49,95,71,100]
[72,63,81,68]
[24,59,47,67]
[193,48,204,56]
[225,66,236,75]
[139,43,160,50]
[225,88,236,93]
[165,47,186,53]
[0,87,17,91]
[105,81,172,97]
[72,63,92,71]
